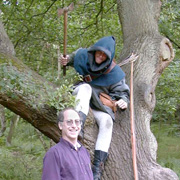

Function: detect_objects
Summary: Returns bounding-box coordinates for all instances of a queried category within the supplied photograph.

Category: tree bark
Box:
[0,104,6,136]
[0,21,15,56]
[6,114,19,146]
[0,0,179,179]
[35,128,49,151]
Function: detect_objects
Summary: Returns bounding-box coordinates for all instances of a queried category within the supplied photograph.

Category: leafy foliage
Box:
[0,0,122,77]
[0,118,47,180]
[153,58,180,123]
[159,0,180,50]
[152,0,180,123]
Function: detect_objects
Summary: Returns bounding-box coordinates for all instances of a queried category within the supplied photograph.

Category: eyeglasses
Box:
[64,119,82,127]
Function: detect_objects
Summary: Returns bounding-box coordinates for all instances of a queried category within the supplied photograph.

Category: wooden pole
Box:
[63,10,67,76]
[130,60,139,180]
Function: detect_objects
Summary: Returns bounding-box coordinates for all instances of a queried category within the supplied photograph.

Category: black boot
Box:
[92,150,108,180]
[78,111,87,140]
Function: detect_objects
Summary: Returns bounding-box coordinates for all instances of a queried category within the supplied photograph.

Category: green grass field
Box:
[151,122,180,178]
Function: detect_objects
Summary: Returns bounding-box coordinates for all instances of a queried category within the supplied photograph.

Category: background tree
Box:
[0,105,6,136]
[0,0,180,179]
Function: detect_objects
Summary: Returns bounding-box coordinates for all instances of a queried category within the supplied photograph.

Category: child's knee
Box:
[80,83,92,94]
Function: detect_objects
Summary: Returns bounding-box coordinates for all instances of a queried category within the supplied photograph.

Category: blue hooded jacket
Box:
[74,36,125,86]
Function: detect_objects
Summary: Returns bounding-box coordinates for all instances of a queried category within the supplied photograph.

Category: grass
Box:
[151,122,180,178]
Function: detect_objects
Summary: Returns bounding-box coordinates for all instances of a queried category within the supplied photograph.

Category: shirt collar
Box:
[60,138,82,150]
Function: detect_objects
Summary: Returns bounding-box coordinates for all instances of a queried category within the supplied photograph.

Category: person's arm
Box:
[42,150,61,180]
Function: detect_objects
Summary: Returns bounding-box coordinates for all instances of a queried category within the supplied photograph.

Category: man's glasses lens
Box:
[66,119,82,126]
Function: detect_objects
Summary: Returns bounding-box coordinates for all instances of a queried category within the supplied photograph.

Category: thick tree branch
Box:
[0,53,60,142]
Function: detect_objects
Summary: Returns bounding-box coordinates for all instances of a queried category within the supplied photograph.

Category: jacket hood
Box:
[87,36,115,72]
[73,36,125,86]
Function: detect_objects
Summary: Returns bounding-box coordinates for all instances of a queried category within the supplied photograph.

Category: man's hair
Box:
[57,107,79,123]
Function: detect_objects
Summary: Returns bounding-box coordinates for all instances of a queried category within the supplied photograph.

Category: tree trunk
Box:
[35,128,49,151]
[0,104,6,136]
[0,0,179,179]
[0,21,15,56]
[6,114,19,146]
[102,0,177,179]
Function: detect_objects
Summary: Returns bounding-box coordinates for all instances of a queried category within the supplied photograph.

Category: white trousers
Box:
[92,109,113,152]
[73,84,113,152]
[72,83,92,116]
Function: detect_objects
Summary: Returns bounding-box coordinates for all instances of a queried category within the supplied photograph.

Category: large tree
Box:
[0,0,179,179]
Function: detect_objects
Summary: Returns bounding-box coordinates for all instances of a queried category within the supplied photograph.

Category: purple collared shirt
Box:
[42,138,93,180]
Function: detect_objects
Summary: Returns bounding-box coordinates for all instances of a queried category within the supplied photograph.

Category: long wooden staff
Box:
[130,58,139,180]
[119,54,139,180]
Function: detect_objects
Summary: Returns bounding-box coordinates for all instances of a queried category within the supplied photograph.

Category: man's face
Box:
[58,109,81,143]
[95,51,107,64]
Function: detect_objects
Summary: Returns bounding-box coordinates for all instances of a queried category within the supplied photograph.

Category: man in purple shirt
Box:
[42,108,93,180]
